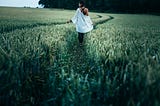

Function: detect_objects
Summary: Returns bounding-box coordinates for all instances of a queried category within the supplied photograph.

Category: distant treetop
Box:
[39,0,160,13]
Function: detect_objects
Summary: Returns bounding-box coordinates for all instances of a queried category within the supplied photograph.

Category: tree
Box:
[38,0,160,13]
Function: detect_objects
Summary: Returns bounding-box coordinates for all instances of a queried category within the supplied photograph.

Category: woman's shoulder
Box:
[83,8,89,16]
[84,8,88,11]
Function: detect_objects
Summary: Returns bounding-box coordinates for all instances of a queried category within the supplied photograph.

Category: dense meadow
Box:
[0,7,160,106]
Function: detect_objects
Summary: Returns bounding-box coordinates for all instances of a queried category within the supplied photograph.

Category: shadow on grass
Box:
[1,14,148,106]
[44,22,137,106]
[0,14,115,106]
[0,14,114,106]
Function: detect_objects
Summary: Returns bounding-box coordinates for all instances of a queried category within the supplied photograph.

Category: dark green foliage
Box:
[38,0,160,13]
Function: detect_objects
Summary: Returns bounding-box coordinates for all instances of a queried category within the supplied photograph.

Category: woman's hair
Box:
[79,1,85,7]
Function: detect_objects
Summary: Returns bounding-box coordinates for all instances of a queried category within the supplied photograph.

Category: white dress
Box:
[71,8,93,33]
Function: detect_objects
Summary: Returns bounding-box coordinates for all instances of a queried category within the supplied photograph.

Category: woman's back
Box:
[71,8,93,33]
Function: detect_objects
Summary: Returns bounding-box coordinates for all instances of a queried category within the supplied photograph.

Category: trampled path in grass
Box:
[57,15,114,73]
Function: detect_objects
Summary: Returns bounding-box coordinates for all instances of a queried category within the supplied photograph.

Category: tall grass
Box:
[0,7,160,106]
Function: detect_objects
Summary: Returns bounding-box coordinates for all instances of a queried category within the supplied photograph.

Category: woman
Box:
[67,1,93,46]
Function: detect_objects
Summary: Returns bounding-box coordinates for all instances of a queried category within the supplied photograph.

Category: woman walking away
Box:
[67,1,93,46]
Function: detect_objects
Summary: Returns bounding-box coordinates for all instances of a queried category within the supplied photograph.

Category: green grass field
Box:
[0,7,160,106]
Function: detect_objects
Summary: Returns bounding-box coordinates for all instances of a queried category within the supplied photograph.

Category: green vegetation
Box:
[38,0,160,13]
[0,7,160,106]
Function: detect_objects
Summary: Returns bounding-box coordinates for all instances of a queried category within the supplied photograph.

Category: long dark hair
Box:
[79,1,85,7]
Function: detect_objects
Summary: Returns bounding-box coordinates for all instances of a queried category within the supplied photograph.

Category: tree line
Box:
[39,0,160,13]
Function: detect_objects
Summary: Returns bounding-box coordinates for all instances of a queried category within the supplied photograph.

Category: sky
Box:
[0,0,40,7]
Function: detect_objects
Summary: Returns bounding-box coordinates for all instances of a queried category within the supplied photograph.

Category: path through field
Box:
[63,15,113,74]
